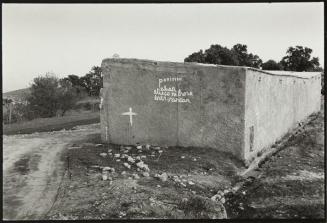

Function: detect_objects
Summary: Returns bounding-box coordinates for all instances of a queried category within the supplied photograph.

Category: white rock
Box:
[142,172,150,177]
[156,172,168,182]
[116,159,121,162]
[156,185,161,188]
[123,163,131,169]
[136,145,142,150]
[181,156,185,159]
[188,181,195,185]
[193,158,197,161]
[102,174,108,181]
[100,153,107,157]
[108,149,112,153]
[132,174,140,179]
[180,183,186,187]
[141,155,146,159]
[154,146,161,151]
[96,144,102,147]
[145,144,151,150]
[114,154,120,158]
[127,157,135,163]
[121,171,126,175]
[103,167,115,172]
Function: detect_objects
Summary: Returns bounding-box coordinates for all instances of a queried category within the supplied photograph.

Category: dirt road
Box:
[3,124,100,220]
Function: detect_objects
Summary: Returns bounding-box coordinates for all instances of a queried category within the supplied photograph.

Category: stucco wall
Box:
[101,58,246,159]
[243,69,321,160]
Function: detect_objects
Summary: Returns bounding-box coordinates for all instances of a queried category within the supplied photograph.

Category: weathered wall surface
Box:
[101,59,246,159]
[243,69,321,160]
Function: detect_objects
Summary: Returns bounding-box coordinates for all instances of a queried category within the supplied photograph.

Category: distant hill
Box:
[3,88,30,101]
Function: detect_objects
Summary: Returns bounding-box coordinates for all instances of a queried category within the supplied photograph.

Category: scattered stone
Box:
[242,191,246,195]
[137,168,141,172]
[180,183,186,187]
[99,153,107,157]
[156,185,161,188]
[132,174,140,179]
[123,163,131,169]
[145,144,151,150]
[155,172,168,182]
[127,157,135,163]
[181,156,185,159]
[95,144,102,147]
[136,145,142,150]
[154,146,161,151]
[116,159,121,162]
[114,154,120,158]
[192,191,196,195]
[121,171,126,175]
[158,150,163,154]
[193,158,197,161]
[141,155,146,159]
[188,181,195,185]
[103,167,115,172]
[135,156,141,161]
[142,172,150,177]
[108,149,112,153]
[102,174,108,181]
[128,177,132,180]
[125,146,132,150]
[136,161,150,172]
[90,165,100,169]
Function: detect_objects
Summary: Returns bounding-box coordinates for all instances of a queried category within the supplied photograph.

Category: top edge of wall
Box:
[248,67,321,79]
[101,57,321,79]
[101,57,246,70]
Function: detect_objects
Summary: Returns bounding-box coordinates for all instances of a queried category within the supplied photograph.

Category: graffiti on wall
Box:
[154,77,193,103]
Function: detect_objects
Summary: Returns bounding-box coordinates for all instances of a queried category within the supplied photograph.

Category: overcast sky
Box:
[2,3,324,92]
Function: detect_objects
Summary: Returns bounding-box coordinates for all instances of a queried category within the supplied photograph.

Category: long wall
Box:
[243,69,321,160]
[101,59,247,159]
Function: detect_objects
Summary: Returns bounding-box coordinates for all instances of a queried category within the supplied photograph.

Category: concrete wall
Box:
[243,69,321,161]
[100,58,321,162]
[101,58,246,159]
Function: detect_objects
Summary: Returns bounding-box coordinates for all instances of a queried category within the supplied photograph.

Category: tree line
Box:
[3,66,102,124]
[184,44,322,72]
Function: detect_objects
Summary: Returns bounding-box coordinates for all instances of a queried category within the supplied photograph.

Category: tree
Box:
[262,59,283,70]
[184,43,262,68]
[280,46,320,71]
[184,50,206,63]
[58,78,78,116]
[231,44,262,68]
[204,44,239,66]
[27,74,77,118]
[80,66,103,96]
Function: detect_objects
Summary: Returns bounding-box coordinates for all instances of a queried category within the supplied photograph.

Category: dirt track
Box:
[2,124,100,220]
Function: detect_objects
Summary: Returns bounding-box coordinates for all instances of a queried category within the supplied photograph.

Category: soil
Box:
[225,110,325,219]
[2,124,100,220]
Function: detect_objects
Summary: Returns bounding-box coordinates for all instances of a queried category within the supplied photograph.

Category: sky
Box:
[2,3,324,92]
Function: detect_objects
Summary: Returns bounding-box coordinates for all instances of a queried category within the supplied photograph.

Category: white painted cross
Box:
[121,107,137,126]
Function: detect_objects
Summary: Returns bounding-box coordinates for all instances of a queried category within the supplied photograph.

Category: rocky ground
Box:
[45,109,324,220]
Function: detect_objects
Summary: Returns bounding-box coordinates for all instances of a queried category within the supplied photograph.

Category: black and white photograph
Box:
[2,1,325,220]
